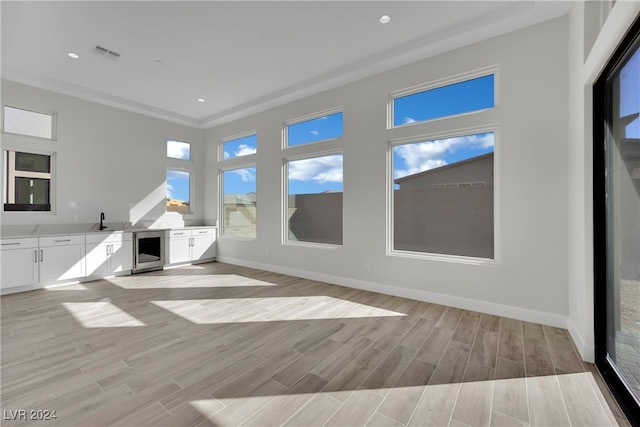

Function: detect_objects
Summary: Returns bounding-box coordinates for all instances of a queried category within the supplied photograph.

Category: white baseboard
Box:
[217,256,569,330]
[567,317,595,363]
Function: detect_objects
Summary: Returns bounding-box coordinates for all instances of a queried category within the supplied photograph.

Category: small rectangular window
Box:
[286,153,343,245]
[222,166,257,238]
[4,151,52,211]
[222,134,257,160]
[167,140,191,160]
[166,169,191,214]
[286,111,343,147]
[392,74,494,127]
[392,131,495,259]
[3,106,55,139]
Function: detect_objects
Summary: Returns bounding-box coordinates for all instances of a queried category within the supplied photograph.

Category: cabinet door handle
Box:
[40,250,43,262]
[111,244,114,255]
[2,242,21,246]
[55,239,72,242]
[34,250,38,263]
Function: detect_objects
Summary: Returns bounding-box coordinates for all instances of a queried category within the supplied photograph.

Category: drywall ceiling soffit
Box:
[1,1,571,129]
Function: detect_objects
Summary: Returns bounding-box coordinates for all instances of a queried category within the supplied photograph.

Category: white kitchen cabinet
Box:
[38,235,86,283]
[85,232,132,277]
[168,228,217,265]
[1,237,39,289]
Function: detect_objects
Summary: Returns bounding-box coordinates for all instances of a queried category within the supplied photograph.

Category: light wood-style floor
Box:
[0,262,630,426]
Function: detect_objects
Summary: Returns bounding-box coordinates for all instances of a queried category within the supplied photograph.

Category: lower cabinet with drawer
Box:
[85,232,133,278]
[1,237,39,290]
[168,228,217,265]
[1,235,85,291]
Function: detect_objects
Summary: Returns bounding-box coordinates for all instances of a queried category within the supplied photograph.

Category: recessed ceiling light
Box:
[67,52,80,59]
[197,98,205,103]
[379,15,391,24]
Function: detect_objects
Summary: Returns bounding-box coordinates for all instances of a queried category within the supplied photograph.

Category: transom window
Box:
[167,140,191,160]
[285,110,343,147]
[222,133,257,160]
[2,106,55,140]
[391,73,495,127]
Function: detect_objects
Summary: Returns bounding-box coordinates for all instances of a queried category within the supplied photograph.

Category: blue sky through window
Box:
[223,134,257,159]
[393,132,495,189]
[167,170,190,203]
[620,47,639,138]
[224,167,256,196]
[393,75,494,126]
[287,112,343,147]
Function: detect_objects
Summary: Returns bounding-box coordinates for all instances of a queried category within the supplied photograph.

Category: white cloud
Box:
[309,130,319,136]
[235,144,257,157]
[403,117,417,124]
[166,182,174,199]
[223,150,230,159]
[394,133,494,179]
[232,167,256,182]
[289,154,343,184]
[167,140,190,160]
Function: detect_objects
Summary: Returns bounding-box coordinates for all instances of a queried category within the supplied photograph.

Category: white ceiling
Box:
[1,1,571,129]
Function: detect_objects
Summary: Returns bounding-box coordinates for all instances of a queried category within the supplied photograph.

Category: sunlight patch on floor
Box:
[111,274,278,289]
[62,302,145,327]
[152,296,406,324]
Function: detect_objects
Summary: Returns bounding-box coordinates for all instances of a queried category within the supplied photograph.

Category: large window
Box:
[222,133,257,160]
[2,106,55,140]
[286,153,343,245]
[285,110,343,147]
[166,169,191,214]
[390,73,495,127]
[4,151,52,211]
[391,130,495,259]
[222,166,257,238]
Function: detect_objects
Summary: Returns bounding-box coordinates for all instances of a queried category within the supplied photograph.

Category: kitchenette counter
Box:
[0,224,216,239]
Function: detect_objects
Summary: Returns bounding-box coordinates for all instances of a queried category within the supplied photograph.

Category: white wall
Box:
[0,80,206,230]
[567,1,640,362]
[205,17,571,327]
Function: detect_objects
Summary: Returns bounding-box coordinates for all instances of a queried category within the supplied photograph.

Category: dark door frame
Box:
[593,15,640,427]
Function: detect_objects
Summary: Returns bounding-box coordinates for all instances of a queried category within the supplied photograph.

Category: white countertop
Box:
[0,224,216,239]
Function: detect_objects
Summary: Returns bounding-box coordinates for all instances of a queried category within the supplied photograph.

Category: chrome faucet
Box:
[99,212,107,231]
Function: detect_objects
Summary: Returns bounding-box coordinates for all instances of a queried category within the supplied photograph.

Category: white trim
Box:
[387,125,500,265]
[387,65,499,129]
[283,150,344,246]
[283,107,344,149]
[217,256,569,330]
[220,130,258,162]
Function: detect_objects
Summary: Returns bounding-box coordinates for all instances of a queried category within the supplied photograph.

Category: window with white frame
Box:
[167,139,191,160]
[389,68,497,261]
[222,133,257,160]
[2,106,55,140]
[222,166,257,238]
[390,73,495,128]
[285,153,343,245]
[4,150,53,211]
[166,169,191,214]
[285,110,343,148]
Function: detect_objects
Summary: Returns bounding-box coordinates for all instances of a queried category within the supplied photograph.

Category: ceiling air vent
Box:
[89,44,121,61]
